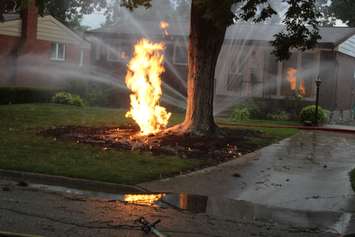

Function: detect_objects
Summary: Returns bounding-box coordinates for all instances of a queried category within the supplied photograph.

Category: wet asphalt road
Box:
[0,180,341,237]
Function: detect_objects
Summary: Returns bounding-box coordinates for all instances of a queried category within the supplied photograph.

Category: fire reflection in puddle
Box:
[123,194,165,206]
[120,193,208,213]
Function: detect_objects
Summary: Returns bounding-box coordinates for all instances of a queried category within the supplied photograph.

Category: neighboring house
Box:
[87,20,355,121]
[0,1,91,88]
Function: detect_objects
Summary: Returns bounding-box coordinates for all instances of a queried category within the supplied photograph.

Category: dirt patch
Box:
[41,125,270,163]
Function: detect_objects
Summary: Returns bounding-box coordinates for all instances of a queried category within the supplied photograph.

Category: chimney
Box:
[21,0,38,42]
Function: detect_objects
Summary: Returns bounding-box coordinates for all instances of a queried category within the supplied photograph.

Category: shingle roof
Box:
[89,20,188,37]
[2,13,20,21]
[89,21,355,46]
[225,23,355,45]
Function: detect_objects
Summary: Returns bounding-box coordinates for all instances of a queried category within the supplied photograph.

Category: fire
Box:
[123,194,165,205]
[287,67,306,96]
[160,21,169,36]
[287,67,297,91]
[299,79,306,96]
[120,51,128,60]
[125,39,171,135]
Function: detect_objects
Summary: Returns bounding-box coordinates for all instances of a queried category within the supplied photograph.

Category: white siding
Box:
[0,20,21,37]
[0,16,90,49]
[37,16,90,48]
[337,35,355,58]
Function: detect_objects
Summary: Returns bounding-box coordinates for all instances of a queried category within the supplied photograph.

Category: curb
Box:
[220,122,355,134]
[0,169,146,194]
[0,231,42,237]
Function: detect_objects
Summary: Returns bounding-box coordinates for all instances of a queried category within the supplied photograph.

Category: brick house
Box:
[0,1,91,88]
[87,20,355,121]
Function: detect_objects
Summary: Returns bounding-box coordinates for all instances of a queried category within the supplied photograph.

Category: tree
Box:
[122,0,321,136]
[316,0,355,27]
[328,0,355,27]
[0,0,107,31]
[1,0,321,136]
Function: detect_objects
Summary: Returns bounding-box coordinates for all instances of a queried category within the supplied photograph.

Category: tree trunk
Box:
[178,1,228,136]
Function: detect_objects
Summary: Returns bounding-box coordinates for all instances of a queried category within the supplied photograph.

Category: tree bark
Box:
[177,0,228,136]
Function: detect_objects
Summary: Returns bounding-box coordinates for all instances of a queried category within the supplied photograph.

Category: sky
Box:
[82,13,106,29]
[81,0,347,29]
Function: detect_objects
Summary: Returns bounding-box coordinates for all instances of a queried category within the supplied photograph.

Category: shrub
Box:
[349,168,355,192]
[51,92,85,107]
[266,111,290,121]
[241,100,261,119]
[0,87,57,105]
[71,94,85,107]
[299,105,329,124]
[230,107,250,121]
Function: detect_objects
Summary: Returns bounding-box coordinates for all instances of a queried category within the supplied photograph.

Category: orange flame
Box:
[287,67,306,96]
[160,21,169,36]
[125,39,171,135]
[299,79,306,96]
[287,67,297,91]
[120,51,128,60]
[123,194,165,205]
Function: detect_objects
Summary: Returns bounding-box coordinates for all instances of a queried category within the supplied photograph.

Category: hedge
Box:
[0,87,58,105]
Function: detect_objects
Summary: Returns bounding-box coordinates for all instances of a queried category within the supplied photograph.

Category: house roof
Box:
[89,20,355,46]
[225,23,355,46]
[37,16,90,49]
[89,20,188,37]
[0,15,90,48]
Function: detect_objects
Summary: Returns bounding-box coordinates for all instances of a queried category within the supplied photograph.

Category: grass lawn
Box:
[0,104,298,184]
[217,118,302,127]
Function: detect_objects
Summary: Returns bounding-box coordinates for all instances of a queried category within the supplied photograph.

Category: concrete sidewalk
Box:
[141,131,355,213]
[325,124,355,132]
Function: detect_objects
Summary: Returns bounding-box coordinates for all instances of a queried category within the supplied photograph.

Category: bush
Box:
[240,100,261,119]
[230,107,250,121]
[349,168,355,192]
[51,92,85,107]
[266,111,290,121]
[299,105,329,124]
[0,87,57,105]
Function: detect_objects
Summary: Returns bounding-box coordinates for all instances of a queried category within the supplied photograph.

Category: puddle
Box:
[30,183,208,213]
[29,182,355,234]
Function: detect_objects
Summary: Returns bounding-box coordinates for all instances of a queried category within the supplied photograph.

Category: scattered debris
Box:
[233,173,242,178]
[2,186,10,192]
[40,126,270,162]
[135,217,166,237]
[271,183,282,187]
[17,181,28,187]
[306,195,320,200]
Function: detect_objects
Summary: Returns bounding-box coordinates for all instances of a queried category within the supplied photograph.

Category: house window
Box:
[263,53,278,96]
[301,53,317,98]
[281,54,298,97]
[173,43,188,65]
[51,42,66,61]
[107,41,131,62]
[79,49,84,66]
[226,49,249,95]
[226,73,243,94]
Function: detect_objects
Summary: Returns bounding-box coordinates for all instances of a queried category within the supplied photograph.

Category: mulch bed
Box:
[41,125,270,164]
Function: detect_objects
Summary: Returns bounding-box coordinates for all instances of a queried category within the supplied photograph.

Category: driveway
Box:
[141,131,355,213]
